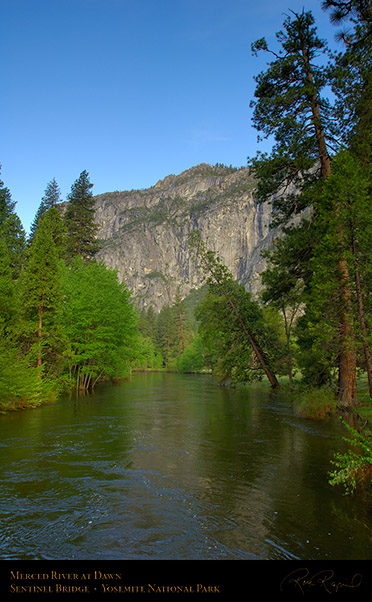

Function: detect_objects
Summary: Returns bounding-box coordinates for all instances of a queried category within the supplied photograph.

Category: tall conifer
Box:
[250,10,358,407]
[64,170,100,261]
[29,178,62,244]
[18,211,62,369]
[0,167,26,278]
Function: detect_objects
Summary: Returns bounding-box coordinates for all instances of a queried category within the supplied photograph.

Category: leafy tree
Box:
[189,230,279,387]
[64,170,100,261]
[261,234,306,385]
[134,334,163,371]
[328,420,372,494]
[0,338,43,411]
[177,334,209,373]
[61,258,138,389]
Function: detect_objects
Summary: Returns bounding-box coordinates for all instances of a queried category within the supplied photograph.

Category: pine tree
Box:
[29,178,62,244]
[324,1,372,161]
[312,152,372,396]
[249,10,338,223]
[138,306,158,340]
[0,167,26,278]
[0,239,15,334]
[322,1,372,32]
[324,0,372,394]
[64,170,100,261]
[250,9,358,407]
[17,211,62,370]
[0,166,16,222]
[173,289,194,353]
[154,293,194,369]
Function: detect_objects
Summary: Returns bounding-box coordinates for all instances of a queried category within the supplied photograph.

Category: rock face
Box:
[94,164,275,311]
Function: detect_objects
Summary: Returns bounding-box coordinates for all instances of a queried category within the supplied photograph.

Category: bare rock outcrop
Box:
[94,164,275,311]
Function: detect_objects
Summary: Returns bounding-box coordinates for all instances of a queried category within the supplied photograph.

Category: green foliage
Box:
[0,338,61,412]
[155,298,194,369]
[196,286,275,383]
[177,334,210,373]
[322,0,372,27]
[0,166,16,222]
[138,306,158,340]
[134,335,163,371]
[64,170,100,261]
[294,387,338,420]
[293,151,372,389]
[0,168,26,278]
[329,421,372,494]
[262,306,297,379]
[144,270,169,282]
[1,213,27,278]
[324,1,372,158]
[136,292,205,373]
[295,313,337,388]
[0,171,146,410]
[16,210,63,370]
[0,239,16,334]
[29,178,62,244]
[61,257,139,388]
[249,6,372,408]
[189,230,279,387]
[261,223,312,383]
[249,9,337,225]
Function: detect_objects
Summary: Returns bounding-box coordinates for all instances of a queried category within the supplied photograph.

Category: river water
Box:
[0,372,371,560]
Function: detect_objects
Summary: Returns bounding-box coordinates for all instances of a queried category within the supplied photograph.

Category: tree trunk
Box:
[303,46,357,408]
[282,308,293,386]
[335,255,359,408]
[178,310,185,351]
[352,230,372,398]
[37,294,44,369]
[200,254,280,388]
[337,297,358,408]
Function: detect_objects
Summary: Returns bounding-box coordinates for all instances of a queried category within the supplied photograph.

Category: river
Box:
[0,372,371,560]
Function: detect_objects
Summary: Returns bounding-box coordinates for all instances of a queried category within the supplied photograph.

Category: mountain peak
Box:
[153,163,241,189]
[94,163,272,311]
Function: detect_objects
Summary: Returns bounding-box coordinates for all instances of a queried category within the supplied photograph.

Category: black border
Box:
[1,560,370,601]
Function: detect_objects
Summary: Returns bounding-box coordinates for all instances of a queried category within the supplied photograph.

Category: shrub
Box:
[328,422,372,495]
[0,340,62,412]
[294,387,338,420]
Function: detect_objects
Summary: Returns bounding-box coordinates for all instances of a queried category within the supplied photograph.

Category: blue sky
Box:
[3,0,341,232]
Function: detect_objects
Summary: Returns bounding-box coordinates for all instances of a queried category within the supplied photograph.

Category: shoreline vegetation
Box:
[1,4,372,496]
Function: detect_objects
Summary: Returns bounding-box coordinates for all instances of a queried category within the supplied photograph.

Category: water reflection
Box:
[0,372,371,559]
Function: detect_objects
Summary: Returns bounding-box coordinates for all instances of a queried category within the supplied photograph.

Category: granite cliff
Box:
[94,164,275,311]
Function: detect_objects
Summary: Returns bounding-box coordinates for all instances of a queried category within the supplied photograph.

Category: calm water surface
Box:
[0,372,371,560]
